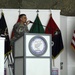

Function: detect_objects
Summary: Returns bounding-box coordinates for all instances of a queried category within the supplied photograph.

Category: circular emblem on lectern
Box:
[29,36,47,56]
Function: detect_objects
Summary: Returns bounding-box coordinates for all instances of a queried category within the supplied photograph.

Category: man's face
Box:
[20,15,27,23]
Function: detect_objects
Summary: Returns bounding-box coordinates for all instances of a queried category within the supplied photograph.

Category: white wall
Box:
[1,9,61,75]
[60,15,67,75]
[67,17,75,75]
[1,9,61,37]
[2,9,75,75]
[60,15,75,75]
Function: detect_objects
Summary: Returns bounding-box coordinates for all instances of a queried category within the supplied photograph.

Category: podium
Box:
[14,33,52,75]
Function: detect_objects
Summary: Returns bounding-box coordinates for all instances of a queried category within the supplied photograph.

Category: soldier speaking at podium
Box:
[11,14,31,52]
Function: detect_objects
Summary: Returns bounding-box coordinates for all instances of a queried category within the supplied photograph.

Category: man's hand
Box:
[26,20,33,25]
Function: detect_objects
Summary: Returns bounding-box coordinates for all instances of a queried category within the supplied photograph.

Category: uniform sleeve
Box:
[10,24,17,48]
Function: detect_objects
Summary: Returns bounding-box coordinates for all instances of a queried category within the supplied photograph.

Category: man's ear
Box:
[20,17,22,21]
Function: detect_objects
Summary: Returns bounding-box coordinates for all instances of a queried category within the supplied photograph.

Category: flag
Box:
[45,14,64,58]
[71,30,75,50]
[29,14,44,33]
[11,15,20,39]
[0,12,11,56]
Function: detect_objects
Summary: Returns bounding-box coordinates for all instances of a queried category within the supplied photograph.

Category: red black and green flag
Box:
[45,14,64,59]
[0,12,11,56]
[29,14,44,33]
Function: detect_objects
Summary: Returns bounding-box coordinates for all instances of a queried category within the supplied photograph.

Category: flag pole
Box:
[36,9,40,32]
[49,10,55,67]
[36,9,39,15]
[4,56,8,64]
[18,9,21,15]
[53,59,55,67]
[50,9,52,14]
[49,9,52,17]
[7,55,12,75]
[1,8,3,13]
[18,0,21,15]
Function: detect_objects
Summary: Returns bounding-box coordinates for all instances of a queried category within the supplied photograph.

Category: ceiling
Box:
[0,0,75,16]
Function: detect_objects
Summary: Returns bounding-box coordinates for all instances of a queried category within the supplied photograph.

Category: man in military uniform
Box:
[11,14,31,50]
[10,14,32,73]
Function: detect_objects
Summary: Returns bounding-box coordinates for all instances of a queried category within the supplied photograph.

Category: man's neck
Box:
[20,21,24,25]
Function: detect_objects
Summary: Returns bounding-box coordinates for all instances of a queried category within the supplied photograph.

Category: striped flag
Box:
[71,30,75,50]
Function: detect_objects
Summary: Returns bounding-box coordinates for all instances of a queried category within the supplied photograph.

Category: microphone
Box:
[26,20,33,25]
[29,21,33,23]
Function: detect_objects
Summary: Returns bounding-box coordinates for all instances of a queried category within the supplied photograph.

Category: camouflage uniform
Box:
[11,22,29,49]
[13,22,28,38]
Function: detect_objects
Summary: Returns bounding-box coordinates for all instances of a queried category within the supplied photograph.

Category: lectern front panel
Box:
[14,36,24,57]
[14,58,23,75]
[26,58,50,75]
[24,33,52,75]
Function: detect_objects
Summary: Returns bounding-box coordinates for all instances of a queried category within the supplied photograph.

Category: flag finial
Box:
[36,9,39,15]
[1,10,4,15]
[1,8,3,12]
[50,13,52,17]
[50,9,52,17]
[18,9,21,15]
